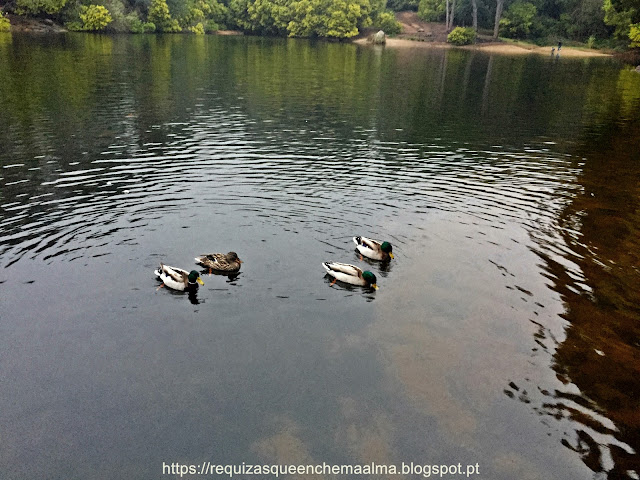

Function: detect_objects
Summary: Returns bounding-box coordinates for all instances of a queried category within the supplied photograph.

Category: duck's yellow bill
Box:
[372,284,379,290]
[197,277,205,285]
[389,253,395,259]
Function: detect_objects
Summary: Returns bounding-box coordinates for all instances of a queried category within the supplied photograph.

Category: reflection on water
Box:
[533,115,640,477]
[1,34,639,479]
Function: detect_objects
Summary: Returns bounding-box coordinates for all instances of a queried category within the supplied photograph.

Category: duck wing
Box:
[195,253,240,272]
[322,261,362,277]
[159,264,188,283]
[354,236,381,251]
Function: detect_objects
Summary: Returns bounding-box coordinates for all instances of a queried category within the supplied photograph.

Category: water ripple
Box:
[0,113,579,272]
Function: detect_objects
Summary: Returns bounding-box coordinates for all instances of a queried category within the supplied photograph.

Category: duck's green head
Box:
[362,270,378,290]
[188,270,205,286]
[381,241,394,259]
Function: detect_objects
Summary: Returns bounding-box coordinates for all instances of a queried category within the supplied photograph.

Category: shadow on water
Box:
[516,70,640,478]
[198,269,242,283]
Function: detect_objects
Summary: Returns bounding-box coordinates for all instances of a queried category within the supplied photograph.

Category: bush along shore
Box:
[0,0,402,38]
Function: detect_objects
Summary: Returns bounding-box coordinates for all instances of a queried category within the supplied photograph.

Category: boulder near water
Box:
[371,30,386,45]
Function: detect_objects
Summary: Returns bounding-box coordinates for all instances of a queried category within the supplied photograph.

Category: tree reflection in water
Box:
[531,97,640,478]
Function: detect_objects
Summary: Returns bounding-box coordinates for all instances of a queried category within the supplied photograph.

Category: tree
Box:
[288,0,324,36]
[176,0,229,31]
[418,0,445,21]
[471,0,477,30]
[373,10,402,33]
[557,0,610,41]
[499,1,536,37]
[15,0,67,15]
[445,0,455,30]
[148,0,182,31]
[603,0,640,42]
[493,0,504,38]
[629,22,640,45]
[387,0,419,11]
[79,5,113,31]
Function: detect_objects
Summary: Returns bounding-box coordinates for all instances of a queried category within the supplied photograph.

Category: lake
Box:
[1,33,639,479]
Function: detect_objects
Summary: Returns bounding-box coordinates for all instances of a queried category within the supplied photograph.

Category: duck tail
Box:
[353,236,361,246]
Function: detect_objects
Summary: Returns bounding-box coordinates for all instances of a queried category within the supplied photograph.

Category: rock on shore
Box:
[6,14,67,33]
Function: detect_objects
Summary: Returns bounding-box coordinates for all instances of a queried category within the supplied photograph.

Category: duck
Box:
[154,263,204,291]
[322,261,378,289]
[353,236,394,261]
[195,252,243,273]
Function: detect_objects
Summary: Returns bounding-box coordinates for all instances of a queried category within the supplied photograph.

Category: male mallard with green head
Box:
[322,261,378,289]
[353,236,394,261]
[154,263,205,291]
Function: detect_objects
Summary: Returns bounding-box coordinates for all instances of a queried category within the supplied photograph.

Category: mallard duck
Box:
[353,236,394,261]
[154,263,204,291]
[322,261,378,289]
[195,252,243,273]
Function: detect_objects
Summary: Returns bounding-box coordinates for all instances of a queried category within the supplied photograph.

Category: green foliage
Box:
[373,11,401,34]
[0,12,10,32]
[290,0,374,37]
[447,26,476,44]
[188,21,205,33]
[418,0,445,22]
[553,0,609,41]
[603,0,638,41]
[2,0,627,44]
[80,5,113,31]
[387,0,418,11]
[247,0,291,36]
[499,1,537,38]
[228,0,252,30]
[232,0,375,38]
[630,22,640,47]
[129,17,144,32]
[204,19,221,31]
[15,0,67,15]
[99,0,146,33]
[66,21,84,30]
[177,0,229,30]
[101,0,125,31]
[325,0,369,37]
[130,17,157,32]
[204,0,229,27]
[148,0,182,31]
[287,0,326,37]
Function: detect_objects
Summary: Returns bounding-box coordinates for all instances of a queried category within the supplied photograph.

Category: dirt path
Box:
[394,12,449,42]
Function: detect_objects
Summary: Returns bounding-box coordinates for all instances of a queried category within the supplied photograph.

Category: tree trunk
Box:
[493,0,503,39]
[472,0,478,32]
[445,0,450,32]
[450,0,456,31]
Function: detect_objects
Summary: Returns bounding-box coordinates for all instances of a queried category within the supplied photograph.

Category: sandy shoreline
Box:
[354,37,611,57]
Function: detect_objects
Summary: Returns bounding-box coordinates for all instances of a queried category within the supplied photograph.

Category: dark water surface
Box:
[1,33,639,479]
